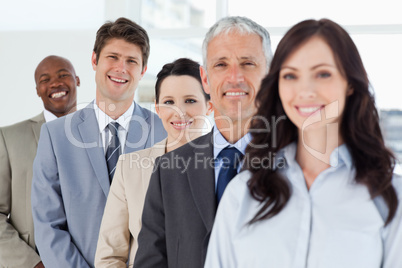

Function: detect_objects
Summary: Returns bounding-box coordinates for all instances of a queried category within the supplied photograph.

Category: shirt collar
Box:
[93,100,135,133]
[278,142,353,170]
[213,123,252,159]
[43,109,58,123]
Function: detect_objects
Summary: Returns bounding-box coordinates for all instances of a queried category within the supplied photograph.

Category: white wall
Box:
[0,30,98,126]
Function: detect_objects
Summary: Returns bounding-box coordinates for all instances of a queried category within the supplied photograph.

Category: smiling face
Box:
[92,38,147,110]
[156,75,212,146]
[201,32,267,127]
[35,56,80,117]
[279,36,351,134]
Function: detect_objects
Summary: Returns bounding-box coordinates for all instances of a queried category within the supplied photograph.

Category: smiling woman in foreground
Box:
[205,19,402,268]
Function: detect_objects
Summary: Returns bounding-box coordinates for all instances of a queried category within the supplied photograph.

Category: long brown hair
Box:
[245,19,397,225]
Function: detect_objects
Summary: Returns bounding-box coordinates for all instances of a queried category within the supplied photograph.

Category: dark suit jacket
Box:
[134,130,217,268]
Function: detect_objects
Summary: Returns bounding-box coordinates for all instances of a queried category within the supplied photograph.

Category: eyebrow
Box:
[107,52,140,60]
[161,94,198,100]
[38,69,71,79]
[281,63,336,71]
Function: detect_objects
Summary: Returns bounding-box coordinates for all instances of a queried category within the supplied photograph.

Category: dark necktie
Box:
[216,147,243,204]
[106,122,121,183]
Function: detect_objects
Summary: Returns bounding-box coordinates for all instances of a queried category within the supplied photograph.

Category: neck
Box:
[296,125,343,189]
[214,116,251,144]
[96,98,132,120]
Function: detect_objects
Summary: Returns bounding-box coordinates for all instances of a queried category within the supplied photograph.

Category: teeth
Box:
[51,91,66,98]
[173,122,191,127]
[110,77,127,83]
[225,92,246,96]
[299,107,321,113]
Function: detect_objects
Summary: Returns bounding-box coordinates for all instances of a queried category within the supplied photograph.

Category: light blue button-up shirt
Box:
[212,125,251,190]
[205,142,402,268]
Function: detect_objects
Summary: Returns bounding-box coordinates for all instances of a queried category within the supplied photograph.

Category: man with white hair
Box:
[134,16,273,268]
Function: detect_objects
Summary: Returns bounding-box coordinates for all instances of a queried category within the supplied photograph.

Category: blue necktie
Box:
[106,122,121,183]
[216,147,242,204]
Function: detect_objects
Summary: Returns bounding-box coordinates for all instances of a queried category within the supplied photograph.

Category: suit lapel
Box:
[186,131,217,232]
[77,105,110,196]
[31,112,45,146]
[125,104,150,154]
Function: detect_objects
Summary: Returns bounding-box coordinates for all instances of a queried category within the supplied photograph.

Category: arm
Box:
[383,175,402,268]
[31,125,90,268]
[95,158,131,268]
[133,157,167,268]
[0,128,42,267]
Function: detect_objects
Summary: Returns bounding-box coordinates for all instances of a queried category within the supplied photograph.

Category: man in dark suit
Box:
[31,18,166,268]
[134,16,273,268]
[0,55,79,268]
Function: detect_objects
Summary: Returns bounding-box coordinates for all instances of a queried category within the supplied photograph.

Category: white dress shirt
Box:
[43,109,58,122]
[205,142,402,268]
[93,101,134,155]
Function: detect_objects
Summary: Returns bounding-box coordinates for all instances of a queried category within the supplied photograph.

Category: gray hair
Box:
[202,16,273,69]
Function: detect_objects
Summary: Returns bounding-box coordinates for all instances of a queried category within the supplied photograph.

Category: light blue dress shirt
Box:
[212,125,251,190]
[205,142,402,268]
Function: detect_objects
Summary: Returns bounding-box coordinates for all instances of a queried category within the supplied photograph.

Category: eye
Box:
[242,61,256,67]
[214,62,226,68]
[163,100,174,105]
[185,99,197,104]
[128,59,138,64]
[317,72,331,78]
[60,73,71,78]
[282,73,296,80]
[108,55,117,60]
[40,79,49,84]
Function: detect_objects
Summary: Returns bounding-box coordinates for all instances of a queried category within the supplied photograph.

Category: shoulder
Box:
[1,114,43,138]
[120,139,166,164]
[392,170,402,199]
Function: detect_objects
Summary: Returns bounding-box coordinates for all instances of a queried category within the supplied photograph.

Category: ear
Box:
[76,76,81,87]
[347,84,354,96]
[91,51,97,71]
[206,101,213,116]
[36,87,40,97]
[140,65,147,79]
[200,66,210,94]
[155,100,160,117]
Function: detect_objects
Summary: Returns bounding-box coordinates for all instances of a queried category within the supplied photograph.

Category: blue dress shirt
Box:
[212,125,251,190]
[205,142,402,268]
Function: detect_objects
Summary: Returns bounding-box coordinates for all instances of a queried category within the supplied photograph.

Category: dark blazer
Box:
[32,102,166,268]
[134,130,217,268]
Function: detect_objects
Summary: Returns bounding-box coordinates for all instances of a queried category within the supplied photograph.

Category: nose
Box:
[298,78,316,99]
[49,77,63,88]
[173,103,187,119]
[114,59,127,74]
[227,65,244,83]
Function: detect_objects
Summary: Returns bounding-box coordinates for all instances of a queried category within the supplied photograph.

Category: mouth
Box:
[108,75,128,84]
[171,121,193,130]
[223,91,247,97]
[49,91,68,99]
[296,105,324,116]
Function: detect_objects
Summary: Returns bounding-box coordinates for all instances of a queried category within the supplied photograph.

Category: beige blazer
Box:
[95,138,167,268]
[0,113,45,267]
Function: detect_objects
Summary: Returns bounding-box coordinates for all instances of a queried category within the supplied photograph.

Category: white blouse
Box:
[205,143,402,268]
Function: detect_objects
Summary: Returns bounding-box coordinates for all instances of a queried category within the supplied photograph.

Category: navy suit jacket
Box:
[32,102,166,267]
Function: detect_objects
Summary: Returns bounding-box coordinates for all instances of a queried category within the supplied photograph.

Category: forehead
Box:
[35,58,73,77]
[207,32,264,61]
[100,38,142,56]
[160,75,202,96]
[283,36,336,67]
